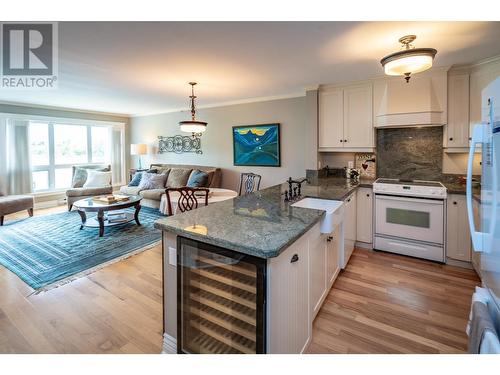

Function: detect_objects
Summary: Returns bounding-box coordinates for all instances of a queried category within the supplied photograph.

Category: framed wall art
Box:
[232,123,281,167]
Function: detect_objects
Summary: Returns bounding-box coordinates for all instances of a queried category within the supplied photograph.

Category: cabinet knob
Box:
[449,137,453,141]
[290,254,299,263]
[347,198,351,202]
[366,194,370,197]
[327,236,334,242]
[453,201,457,205]
[469,137,472,141]
[340,139,343,143]
[344,139,348,143]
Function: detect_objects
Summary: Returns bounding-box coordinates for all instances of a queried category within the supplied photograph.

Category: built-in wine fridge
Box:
[177,236,267,354]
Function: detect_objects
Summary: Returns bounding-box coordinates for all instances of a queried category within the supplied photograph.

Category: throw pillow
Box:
[166,168,192,188]
[187,169,209,188]
[138,172,168,190]
[72,166,110,188]
[128,171,143,187]
[83,170,112,188]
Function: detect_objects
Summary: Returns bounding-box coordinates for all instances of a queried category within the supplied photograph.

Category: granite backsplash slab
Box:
[376,127,443,181]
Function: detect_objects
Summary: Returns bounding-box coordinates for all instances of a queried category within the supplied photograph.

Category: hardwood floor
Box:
[307,249,481,354]
[0,205,163,354]
[1,206,480,354]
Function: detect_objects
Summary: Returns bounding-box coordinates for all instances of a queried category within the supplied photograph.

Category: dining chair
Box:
[165,187,209,216]
[238,173,262,196]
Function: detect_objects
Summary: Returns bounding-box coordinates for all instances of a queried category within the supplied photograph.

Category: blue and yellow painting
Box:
[233,124,280,167]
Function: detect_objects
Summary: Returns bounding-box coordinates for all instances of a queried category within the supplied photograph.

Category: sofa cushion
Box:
[83,170,112,188]
[119,186,141,196]
[128,171,143,187]
[166,168,192,188]
[66,186,113,197]
[72,166,110,188]
[139,189,165,201]
[138,172,168,190]
[187,169,209,188]
[0,195,34,216]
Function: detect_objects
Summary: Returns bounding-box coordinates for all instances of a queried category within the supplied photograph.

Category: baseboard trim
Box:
[355,241,373,250]
[445,257,473,269]
[162,333,177,354]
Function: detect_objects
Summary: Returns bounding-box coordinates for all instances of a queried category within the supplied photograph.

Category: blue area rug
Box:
[0,206,164,291]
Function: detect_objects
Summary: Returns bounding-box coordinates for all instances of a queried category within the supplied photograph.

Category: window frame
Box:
[1,113,126,193]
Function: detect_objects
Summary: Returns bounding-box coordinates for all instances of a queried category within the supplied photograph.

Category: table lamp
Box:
[130,143,148,169]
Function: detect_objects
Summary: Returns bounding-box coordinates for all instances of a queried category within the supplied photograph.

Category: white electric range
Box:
[372,178,447,262]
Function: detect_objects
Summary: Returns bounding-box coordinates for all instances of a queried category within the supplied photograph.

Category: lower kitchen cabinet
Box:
[356,187,373,244]
[446,194,472,262]
[326,224,341,287]
[267,228,310,353]
[309,224,327,319]
[343,192,357,268]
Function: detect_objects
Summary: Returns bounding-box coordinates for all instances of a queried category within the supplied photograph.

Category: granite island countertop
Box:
[441,181,481,202]
[154,177,371,259]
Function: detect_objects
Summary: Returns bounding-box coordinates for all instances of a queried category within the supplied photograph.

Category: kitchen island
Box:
[154,177,372,354]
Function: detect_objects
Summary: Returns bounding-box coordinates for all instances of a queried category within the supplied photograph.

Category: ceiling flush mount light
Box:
[179,82,207,136]
[380,35,437,83]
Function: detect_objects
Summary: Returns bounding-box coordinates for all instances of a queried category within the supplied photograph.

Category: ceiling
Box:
[1,21,500,116]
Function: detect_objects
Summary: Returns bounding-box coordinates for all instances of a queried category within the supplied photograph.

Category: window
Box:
[54,124,88,165]
[28,121,124,192]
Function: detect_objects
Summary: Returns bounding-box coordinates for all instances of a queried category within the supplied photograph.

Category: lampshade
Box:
[130,143,148,155]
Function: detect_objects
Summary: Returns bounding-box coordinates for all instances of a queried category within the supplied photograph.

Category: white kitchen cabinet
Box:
[342,192,357,268]
[267,227,310,354]
[319,88,343,148]
[445,74,470,150]
[446,194,471,262]
[343,85,373,148]
[356,187,373,244]
[326,224,341,288]
[319,83,373,151]
[309,224,327,319]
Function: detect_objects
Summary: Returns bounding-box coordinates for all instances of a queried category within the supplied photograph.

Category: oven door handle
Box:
[374,194,444,205]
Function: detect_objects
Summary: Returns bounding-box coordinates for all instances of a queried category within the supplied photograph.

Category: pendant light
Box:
[179,82,207,135]
[380,35,437,83]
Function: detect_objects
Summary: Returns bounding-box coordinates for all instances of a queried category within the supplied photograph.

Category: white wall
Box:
[130,97,307,191]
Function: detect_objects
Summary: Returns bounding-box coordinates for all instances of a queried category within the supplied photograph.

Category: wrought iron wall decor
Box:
[158,135,202,154]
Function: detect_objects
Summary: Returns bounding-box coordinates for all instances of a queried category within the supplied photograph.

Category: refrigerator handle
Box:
[467,124,486,252]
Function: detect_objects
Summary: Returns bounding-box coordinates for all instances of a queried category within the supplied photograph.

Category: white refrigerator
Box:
[467,77,500,327]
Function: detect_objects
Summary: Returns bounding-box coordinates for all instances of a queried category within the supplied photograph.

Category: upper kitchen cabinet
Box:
[318,83,374,152]
[373,68,448,128]
[445,73,470,151]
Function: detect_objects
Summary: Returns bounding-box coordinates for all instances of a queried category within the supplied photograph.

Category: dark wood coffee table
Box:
[73,195,142,237]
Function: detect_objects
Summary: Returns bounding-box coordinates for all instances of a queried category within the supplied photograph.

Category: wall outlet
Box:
[168,247,176,266]
[348,161,354,169]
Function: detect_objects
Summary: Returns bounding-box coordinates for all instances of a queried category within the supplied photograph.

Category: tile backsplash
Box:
[376,127,443,181]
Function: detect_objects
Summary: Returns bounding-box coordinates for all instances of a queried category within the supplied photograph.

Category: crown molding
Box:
[132,91,306,117]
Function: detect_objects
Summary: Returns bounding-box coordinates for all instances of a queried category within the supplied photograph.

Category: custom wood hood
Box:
[373,68,448,128]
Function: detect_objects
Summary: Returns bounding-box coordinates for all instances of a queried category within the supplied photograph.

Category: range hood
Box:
[373,69,447,128]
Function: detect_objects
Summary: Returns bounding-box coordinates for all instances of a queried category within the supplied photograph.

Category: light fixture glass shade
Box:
[381,48,437,76]
[179,121,207,133]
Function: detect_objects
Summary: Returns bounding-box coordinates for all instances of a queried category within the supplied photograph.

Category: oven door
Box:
[375,194,445,245]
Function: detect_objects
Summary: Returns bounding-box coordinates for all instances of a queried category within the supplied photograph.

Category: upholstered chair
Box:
[0,190,34,226]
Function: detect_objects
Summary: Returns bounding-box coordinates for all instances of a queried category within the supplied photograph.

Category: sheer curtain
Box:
[0,118,7,195]
[110,127,123,185]
[4,119,32,195]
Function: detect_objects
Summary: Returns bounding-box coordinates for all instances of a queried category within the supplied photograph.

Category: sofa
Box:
[66,164,113,211]
[0,191,34,225]
[119,164,221,209]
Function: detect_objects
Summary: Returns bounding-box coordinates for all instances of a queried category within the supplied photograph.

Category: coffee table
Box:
[73,195,142,237]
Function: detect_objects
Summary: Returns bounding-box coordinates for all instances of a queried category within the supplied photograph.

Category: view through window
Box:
[28,121,121,192]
